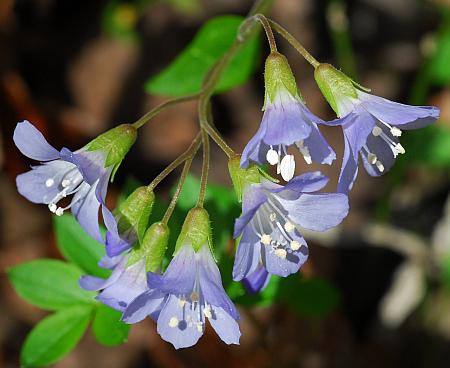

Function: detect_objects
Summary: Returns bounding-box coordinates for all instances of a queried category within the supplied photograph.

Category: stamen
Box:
[284,222,295,232]
[367,153,377,165]
[266,146,279,165]
[190,292,199,302]
[391,127,402,137]
[261,234,272,245]
[376,161,385,172]
[269,213,276,222]
[196,322,203,333]
[372,126,382,136]
[276,146,282,174]
[168,317,179,328]
[45,178,54,188]
[48,203,57,213]
[55,208,64,216]
[395,143,405,154]
[178,299,187,308]
[280,155,295,181]
[296,140,312,164]
[61,179,71,188]
[203,305,212,319]
[274,248,287,259]
[290,240,301,251]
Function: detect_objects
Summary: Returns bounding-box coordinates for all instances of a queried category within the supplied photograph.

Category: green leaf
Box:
[92,304,131,346]
[8,259,95,310]
[54,214,110,278]
[145,15,260,97]
[278,277,340,318]
[21,305,92,367]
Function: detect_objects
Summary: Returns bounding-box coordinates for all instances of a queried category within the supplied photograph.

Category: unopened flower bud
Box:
[175,207,211,253]
[228,155,261,201]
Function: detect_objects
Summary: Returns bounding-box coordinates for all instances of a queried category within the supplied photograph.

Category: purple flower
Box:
[240,52,335,181]
[14,120,136,242]
[128,243,240,349]
[80,253,150,312]
[102,206,136,257]
[241,92,335,181]
[233,172,348,281]
[314,64,440,193]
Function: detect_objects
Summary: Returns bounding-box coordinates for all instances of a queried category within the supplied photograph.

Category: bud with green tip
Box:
[127,222,170,272]
[175,207,211,254]
[103,186,155,257]
[240,52,335,182]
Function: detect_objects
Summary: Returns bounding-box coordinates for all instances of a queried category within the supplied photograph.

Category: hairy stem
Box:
[162,157,194,224]
[132,94,200,129]
[147,133,201,190]
[196,129,210,207]
[268,19,320,68]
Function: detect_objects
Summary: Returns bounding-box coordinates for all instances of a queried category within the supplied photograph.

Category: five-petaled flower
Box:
[13,120,136,242]
[233,172,348,281]
[123,243,241,349]
[315,64,440,193]
[240,52,335,181]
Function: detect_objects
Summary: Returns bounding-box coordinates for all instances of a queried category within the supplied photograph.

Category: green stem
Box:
[196,129,210,207]
[268,19,320,68]
[161,157,194,224]
[132,94,200,129]
[147,133,201,190]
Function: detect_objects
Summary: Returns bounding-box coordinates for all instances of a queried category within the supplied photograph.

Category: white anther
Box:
[203,305,212,319]
[196,322,203,333]
[391,127,402,137]
[284,222,295,232]
[168,317,179,328]
[290,240,301,251]
[55,208,64,216]
[376,161,385,172]
[280,155,295,181]
[48,203,57,213]
[261,234,272,245]
[367,153,378,165]
[395,143,405,154]
[178,299,187,308]
[266,147,279,165]
[190,292,199,302]
[372,126,382,136]
[274,248,287,259]
[269,213,276,222]
[297,140,312,164]
[61,179,71,188]
[45,178,54,188]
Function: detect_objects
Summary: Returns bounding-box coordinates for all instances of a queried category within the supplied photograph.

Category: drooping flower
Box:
[80,222,169,312]
[233,171,348,281]
[14,120,137,241]
[123,208,240,349]
[314,63,440,193]
[240,52,335,181]
[102,186,155,257]
[80,253,149,311]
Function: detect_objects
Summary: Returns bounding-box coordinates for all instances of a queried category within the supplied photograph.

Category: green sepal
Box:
[314,63,357,115]
[86,124,137,168]
[263,52,299,109]
[115,186,155,244]
[228,155,262,202]
[127,222,170,272]
[175,207,211,253]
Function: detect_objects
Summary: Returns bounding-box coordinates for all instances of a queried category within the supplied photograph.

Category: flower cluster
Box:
[12,16,440,350]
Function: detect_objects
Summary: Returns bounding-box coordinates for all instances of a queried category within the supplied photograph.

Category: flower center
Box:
[46,167,86,216]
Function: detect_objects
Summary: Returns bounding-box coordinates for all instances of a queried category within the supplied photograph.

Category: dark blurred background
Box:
[2,0,450,367]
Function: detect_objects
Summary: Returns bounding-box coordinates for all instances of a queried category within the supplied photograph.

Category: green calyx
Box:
[127,222,170,272]
[228,155,261,202]
[264,52,299,109]
[86,124,137,170]
[314,63,357,115]
[175,207,211,253]
[116,186,155,244]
